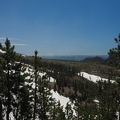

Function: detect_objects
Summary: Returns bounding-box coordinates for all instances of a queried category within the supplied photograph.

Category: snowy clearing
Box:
[51,89,76,116]
[79,72,115,83]
[51,89,70,110]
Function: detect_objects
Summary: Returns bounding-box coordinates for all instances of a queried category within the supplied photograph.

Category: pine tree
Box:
[29,50,53,119]
[54,101,66,120]
[108,33,120,120]
[48,97,56,120]
[74,97,82,120]
[0,38,32,120]
[0,56,5,120]
[65,101,73,120]
[37,75,51,120]
[1,38,16,120]
[33,50,38,120]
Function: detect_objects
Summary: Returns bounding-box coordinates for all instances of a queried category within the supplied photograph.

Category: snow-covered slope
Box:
[22,65,76,115]
[51,90,69,109]
[51,90,76,115]
[79,72,115,83]
[6,63,116,119]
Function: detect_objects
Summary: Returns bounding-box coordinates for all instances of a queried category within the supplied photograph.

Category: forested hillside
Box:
[0,35,120,120]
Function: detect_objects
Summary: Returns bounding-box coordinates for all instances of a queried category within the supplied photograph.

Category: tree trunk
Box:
[6,68,10,120]
[33,50,38,120]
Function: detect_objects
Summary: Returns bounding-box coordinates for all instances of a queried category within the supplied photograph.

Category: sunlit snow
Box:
[80,72,115,83]
[51,89,76,115]
[51,89,69,110]
[0,49,5,53]
[5,63,117,119]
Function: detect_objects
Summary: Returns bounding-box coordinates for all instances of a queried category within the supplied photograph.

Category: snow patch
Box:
[0,49,5,53]
[51,89,76,116]
[48,77,56,82]
[51,89,69,110]
[80,72,115,83]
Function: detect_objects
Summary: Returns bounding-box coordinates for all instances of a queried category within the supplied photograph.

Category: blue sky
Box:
[0,0,120,56]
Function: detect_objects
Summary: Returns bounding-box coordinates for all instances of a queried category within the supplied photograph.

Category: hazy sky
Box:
[0,0,120,56]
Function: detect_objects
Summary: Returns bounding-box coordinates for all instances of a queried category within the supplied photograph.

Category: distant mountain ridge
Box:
[0,49,108,61]
[42,55,108,61]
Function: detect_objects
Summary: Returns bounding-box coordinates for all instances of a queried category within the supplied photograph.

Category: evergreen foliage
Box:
[0,38,32,119]
[0,35,120,119]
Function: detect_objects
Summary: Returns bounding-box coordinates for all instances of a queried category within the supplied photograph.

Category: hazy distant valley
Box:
[42,55,108,61]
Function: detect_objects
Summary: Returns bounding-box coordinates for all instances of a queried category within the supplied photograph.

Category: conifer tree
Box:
[0,38,32,120]
[65,101,73,120]
[37,75,51,120]
[30,50,53,119]
[33,50,38,120]
[54,101,66,120]
[108,33,120,120]
[48,98,56,120]
[74,97,82,120]
[1,38,16,120]
[0,56,5,120]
